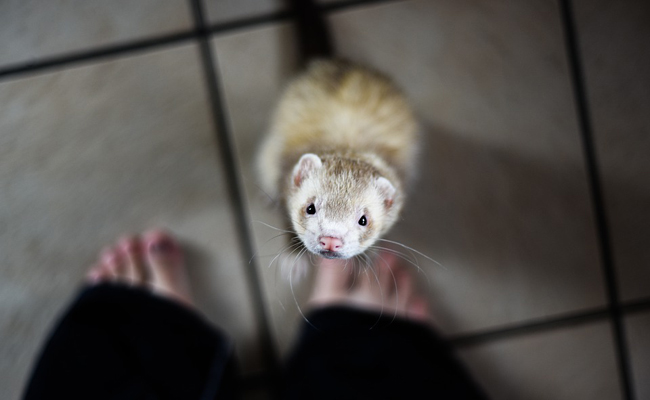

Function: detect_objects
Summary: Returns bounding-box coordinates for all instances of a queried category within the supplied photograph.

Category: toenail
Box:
[151,239,173,253]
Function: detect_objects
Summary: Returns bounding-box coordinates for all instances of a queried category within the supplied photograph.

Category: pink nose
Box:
[319,236,343,251]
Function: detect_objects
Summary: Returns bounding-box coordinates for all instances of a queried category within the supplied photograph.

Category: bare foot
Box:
[86,229,193,307]
[309,251,430,323]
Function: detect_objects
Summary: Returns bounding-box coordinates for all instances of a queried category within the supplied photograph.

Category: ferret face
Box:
[287,154,397,259]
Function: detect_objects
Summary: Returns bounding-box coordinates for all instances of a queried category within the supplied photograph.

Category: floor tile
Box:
[626,312,650,399]
[0,45,261,399]
[214,0,606,354]
[330,0,607,334]
[458,320,622,400]
[573,0,650,302]
[0,0,192,67]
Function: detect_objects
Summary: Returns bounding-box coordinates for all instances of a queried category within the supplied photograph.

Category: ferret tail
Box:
[288,0,333,66]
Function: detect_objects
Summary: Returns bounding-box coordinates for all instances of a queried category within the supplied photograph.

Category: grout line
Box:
[450,307,610,347]
[188,0,279,375]
[321,0,405,13]
[622,297,650,316]
[450,297,650,347]
[0,0,404,81]
[559,1,634,399]
[0,31,196,81]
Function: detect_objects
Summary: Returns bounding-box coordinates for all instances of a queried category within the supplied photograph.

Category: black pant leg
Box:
[23,284,240,400]
[282,306,489,400]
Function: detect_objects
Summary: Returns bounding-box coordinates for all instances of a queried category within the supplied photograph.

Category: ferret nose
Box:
[319,236,343,252]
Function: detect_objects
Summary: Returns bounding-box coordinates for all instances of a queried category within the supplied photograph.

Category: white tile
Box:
[328,0,605,334]
[459,321,622,400]
[0,45,262,399]
[0,0,192,66]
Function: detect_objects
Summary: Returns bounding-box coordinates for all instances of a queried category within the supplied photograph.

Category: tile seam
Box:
[0,31,196,81]
[0,0,403,81]
[559,0,634,399]
[449,300,650,348]
[450,307,610,347]
[188,0,279,375]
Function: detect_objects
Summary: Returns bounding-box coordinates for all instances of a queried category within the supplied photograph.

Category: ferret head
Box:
[287,153,400,259]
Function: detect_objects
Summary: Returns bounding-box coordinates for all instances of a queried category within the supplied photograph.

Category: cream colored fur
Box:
[257,59,418,258]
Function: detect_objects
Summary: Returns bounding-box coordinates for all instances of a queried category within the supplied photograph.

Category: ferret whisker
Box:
[267,242,303,270]
[348,258,358,289]
[286,242,305,259]
[269,232,294,240]
[356,253,367,272]
[289,217,309,231]
[246,178,276,203]
[363,253,376,287]
[290,248,317,329]
[249,232,292,264]
[258,232,296,255]
[362,252,372,271]
[248,220,299,264]
[256,251,300,258]
[357,256,364,278]
[369,245,425,273]
[252,220,296,234]
[276,298,286,312]
[367,263,385,330]
[368,245,432,287]
[375,239,447,270]
[355,253,364,269]
[375,252,399,326]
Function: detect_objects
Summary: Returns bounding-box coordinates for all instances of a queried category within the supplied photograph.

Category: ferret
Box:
[257,0,418,260]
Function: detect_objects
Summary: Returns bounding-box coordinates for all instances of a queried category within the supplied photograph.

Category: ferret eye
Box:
[358,215,367,226]
[306,204,316,215]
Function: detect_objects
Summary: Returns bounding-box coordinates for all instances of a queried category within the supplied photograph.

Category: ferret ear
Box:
[292,153,322,187]
[375,177,396,209]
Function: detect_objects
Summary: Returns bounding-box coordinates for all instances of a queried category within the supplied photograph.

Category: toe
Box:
[358,252,399,300]
[101,247,127,283]
[394,268,414,311]
[143,230,183,268]
[86,263,110,284]
[375,252,401,296]
[406,296,431,323]
[310,258,354,306]
[142,229,192,306]
[118,236,146,285]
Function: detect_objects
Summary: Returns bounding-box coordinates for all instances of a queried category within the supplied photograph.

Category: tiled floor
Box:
[1,1,648,399]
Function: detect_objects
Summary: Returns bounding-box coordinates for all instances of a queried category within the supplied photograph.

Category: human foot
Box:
[86,229,193,307]
[309,251,430,323]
